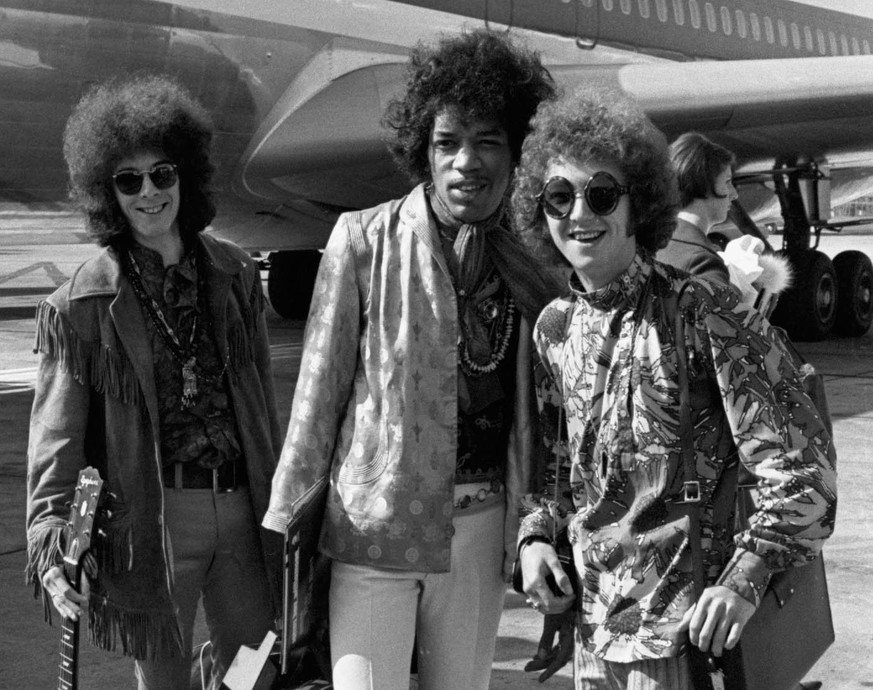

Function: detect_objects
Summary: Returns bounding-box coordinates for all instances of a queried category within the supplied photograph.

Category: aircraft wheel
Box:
[771,250,837,342]
[833,250,873,336]
[267,250,322,320]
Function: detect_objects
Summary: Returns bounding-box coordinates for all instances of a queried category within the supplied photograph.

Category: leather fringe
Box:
[24,524,65,625]
[93,522,134,574]
[88,596,183,661]
[33,301,142,407]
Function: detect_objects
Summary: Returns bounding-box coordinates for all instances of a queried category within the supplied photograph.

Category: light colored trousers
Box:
[575,646,695,690]
[135,487,274,690]
[330,504,506,690]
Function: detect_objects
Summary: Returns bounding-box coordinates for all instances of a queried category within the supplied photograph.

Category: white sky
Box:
[791,0,873,19]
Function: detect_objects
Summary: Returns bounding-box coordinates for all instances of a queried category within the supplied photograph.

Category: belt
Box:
[163,460,246,492]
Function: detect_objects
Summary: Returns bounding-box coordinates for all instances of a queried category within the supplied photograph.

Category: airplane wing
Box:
[237,52,873,224]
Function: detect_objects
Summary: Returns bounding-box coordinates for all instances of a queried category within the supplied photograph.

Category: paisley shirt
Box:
[520,255,836,662]
[128,242,241,470]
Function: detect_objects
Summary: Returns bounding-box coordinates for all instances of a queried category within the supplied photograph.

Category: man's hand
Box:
[678,585,755,656]
[520,541,576,615]
[42,565,89,621]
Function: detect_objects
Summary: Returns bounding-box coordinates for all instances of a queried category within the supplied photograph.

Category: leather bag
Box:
[673,284,835,690]
[278,476,333,689]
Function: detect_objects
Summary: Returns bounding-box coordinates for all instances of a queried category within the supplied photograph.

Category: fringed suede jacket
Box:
[25,233,282,660]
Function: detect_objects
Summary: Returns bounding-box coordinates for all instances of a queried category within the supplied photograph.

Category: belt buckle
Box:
[681,480,700,503]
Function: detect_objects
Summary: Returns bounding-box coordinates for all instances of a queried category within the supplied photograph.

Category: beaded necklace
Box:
[428,188,517,377]
[123,250,229,409]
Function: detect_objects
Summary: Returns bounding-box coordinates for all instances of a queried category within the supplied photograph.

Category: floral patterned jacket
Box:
[520,255,836,662]
[263,184,536,575]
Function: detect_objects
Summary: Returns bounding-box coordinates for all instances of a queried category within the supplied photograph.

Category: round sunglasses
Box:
[536,172,629,218]
[112,163,178,196]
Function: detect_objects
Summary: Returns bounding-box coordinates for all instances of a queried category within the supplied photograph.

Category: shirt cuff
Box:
[716,548,772,607]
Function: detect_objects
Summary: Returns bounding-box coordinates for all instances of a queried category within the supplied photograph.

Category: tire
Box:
[267,250,322,320]
[771,250,837,342]
[833,250,873,337]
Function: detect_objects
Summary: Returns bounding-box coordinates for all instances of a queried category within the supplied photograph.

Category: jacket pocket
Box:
[337,446,389,486]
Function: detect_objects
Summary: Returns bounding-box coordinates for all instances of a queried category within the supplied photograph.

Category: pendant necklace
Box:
[124,250,227,409]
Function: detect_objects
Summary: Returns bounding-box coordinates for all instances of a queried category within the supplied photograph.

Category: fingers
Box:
[41,566,87,621]
[520,542,577,615]
[689,586,755,656]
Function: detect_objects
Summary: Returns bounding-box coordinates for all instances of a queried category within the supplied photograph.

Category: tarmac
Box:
[1,225,872,688]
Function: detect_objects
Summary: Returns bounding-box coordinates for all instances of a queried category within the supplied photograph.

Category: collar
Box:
[569,253,651,311]
[677,210,706,230]
[68,233,244,301]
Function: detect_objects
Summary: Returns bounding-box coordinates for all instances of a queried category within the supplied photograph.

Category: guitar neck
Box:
[57,562,81,690]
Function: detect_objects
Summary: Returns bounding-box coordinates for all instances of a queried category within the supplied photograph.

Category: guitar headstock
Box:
[63,467,104,568]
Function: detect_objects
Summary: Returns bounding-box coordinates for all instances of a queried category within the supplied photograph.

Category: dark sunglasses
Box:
[112,163,178,196]
[537,172,629,218]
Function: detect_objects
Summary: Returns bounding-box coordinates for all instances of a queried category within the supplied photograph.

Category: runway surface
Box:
[2,222,871,688]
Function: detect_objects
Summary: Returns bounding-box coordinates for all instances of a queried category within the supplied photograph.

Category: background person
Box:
[656,131,737,285]
[26,74,281,690]
[512,87,836,689]
[262,30,558,690]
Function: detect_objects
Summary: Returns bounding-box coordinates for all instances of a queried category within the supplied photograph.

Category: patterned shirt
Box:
[129,242,241,470]
[521,254,836,662]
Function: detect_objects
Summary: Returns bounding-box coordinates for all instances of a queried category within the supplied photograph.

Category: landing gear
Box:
[833,250,873,336]
[772,250,838,342]
[267,250,322,320]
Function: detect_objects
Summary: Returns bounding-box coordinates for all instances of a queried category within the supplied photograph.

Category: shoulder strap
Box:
[671,280,708,599]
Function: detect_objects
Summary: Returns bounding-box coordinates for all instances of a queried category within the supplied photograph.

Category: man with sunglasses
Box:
[26,75,281,689]
[511,88,835,690]
[262,31,560,690]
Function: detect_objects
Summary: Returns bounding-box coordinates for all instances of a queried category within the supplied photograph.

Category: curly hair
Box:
[511,87,678,267]
[382,30,556,183]
[670,131,736,208]
[62,73,216,247]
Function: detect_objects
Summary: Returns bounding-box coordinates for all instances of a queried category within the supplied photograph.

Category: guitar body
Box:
[57,467,104,690]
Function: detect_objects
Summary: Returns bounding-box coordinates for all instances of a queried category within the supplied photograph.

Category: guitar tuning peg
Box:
[101,509,114,519]
[97,528,107,538]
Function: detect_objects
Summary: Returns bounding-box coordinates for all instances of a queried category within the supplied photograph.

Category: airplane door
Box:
[486,0,599,48]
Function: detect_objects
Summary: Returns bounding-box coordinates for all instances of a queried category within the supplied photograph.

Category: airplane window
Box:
[852,37,860,54]
[621,0,632,15]
[602,0,614,11]
[581,0,595,5]
[672,0,684,25]
[817,28,827,54]
[705,3,717,32]
[750,13,761,41]
[638,0,650,19]
[841,34,849,55]
[791,22,801,50]
[829,31,838,55]
[689,1,701,29]
[804,26,814,52]
[735,10,747,38]
[655,0,668,22]
[720,6,732,35]
[863,39,870,54]
[777,19,788,47]
[764,16,774,44]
